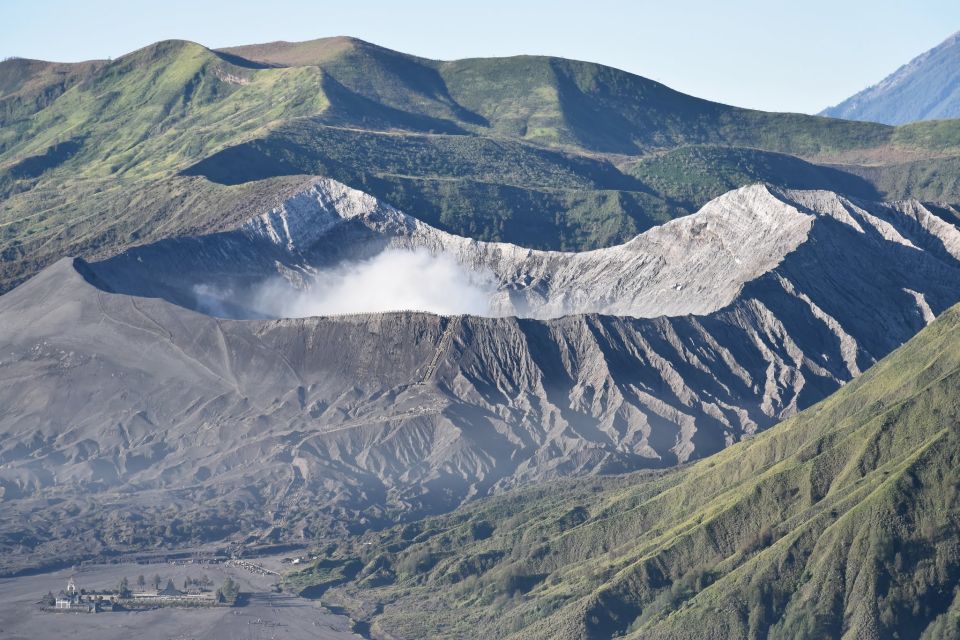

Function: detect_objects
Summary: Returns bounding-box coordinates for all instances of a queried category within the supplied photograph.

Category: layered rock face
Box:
[83,179,848,319]
[2,178,960,557]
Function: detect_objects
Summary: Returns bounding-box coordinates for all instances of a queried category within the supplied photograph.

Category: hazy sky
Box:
[3,0,959,113]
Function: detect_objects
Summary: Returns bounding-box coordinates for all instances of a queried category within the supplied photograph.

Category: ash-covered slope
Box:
[3,180,960,566]
[86,178,960,321]
[318,289,960,640]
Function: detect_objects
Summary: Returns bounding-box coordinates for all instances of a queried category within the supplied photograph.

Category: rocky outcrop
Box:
[87,178,960,321]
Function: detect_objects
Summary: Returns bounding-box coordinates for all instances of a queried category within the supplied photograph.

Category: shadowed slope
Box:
[3,182,960,578]
[310,297,960,640]
[7,36,960,296]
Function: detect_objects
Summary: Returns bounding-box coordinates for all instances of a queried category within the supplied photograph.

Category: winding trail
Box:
[418,315,461,385]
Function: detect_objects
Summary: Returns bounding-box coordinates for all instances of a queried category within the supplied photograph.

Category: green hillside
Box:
[297,303,960,639]
[5,36,960,292]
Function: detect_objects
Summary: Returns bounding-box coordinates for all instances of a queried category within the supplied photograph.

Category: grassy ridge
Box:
[1,41,330,179]
[624,145,882,209]
[300,305,960,639]
[0,56,106,128]
[438,55,896,155]
[0,174,318,291]
[5,37,960,292]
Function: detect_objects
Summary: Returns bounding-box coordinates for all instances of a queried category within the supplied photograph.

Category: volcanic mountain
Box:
[2,178,960,571]
[822,30,960,124]
[5,36,960,301]
[315,269,960,640]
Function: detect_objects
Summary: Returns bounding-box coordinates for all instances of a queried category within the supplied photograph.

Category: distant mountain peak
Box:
[216,36,372,68]
[821,29,960,124]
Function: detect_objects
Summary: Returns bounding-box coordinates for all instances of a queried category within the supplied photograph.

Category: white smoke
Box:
[248,248,500,317]
[193,283,242,318]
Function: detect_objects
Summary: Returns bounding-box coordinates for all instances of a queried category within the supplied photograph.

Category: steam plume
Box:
[196,249,500,318]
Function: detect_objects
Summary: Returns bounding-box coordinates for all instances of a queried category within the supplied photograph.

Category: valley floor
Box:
[0,559,359,640]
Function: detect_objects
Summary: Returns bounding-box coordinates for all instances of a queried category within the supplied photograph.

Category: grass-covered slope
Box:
[0,40,332,179]
[625,145,882,209]
[5,36,960,292]
[224,38,893,154]
[0,56,106,129]
[305,303,960,639]
[438,55,893,156]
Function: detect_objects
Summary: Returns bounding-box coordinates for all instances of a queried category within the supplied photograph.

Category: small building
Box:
[54,578,93,612]
[158,581,183,597]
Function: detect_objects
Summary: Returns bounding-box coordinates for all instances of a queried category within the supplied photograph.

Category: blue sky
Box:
[2,0,959,113]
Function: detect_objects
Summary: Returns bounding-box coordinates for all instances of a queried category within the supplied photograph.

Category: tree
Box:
[217,576,239,604]
[152,574,162,590]
[183,576,192,590]
[117,577,130,598]
[137,574,145,589]
[44,591,55,606]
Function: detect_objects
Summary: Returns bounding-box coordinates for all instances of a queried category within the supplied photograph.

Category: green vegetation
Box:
[216,576,239,604]
[302,303,960,639]
[5,37,960,635]
[0,56,106,126]
[130,572,213,593]
[624,145,881,210]
[4,36,960,293]
[285,557,363,598]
